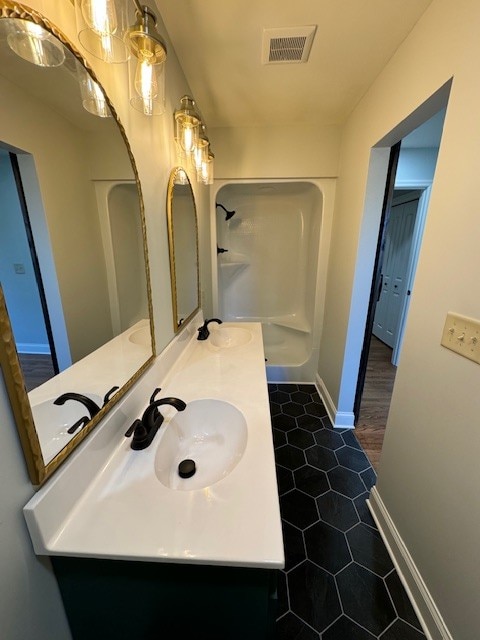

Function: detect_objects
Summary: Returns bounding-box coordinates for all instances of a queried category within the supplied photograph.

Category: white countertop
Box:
[24,318,284,569]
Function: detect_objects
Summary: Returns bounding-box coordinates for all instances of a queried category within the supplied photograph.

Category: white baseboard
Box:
[368,487,453,640]
[315,375,355,430]
[16,342,50,355]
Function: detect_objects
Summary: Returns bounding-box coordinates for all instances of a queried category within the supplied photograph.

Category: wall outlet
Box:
[441,312,480,364]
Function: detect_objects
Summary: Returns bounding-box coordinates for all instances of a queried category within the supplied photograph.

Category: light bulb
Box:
[81,0,117,36]
[182,125,195,154]
[134,58,158,116]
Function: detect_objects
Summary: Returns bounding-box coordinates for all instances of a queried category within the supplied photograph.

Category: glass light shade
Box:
[79,72,112,117]
[174,168,189,185]
[5,19,65,67]
[174,96,200,154]
[75,0,129,63]
[127,7,167,116]
[193,129,209,171]
[199,152,214,185]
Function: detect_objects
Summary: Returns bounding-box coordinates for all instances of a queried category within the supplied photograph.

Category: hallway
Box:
[355,337,397,471]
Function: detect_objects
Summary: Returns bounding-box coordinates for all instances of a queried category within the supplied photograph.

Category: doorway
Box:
[354,110,446,470]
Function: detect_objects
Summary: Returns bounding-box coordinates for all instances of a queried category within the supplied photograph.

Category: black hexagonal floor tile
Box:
[277,570,288,618]
[297,384,316,394]
[353,493,377,529]
[327,466,366,498]
[304,521,352,574]
[276,612,319,640]
[322,616,376,639]
[336,446,371,472]
[269,401,281,417]
[276,444,306,470]
[282,383,300,393]
[276,465,294,495]
[283,401,306,418]
[316,490,359,532]
[273,428,287,448]
[288,429,315,450]
[280,490,319,530]
[306,445,338,472]
[272,413,297,432]
[294,465,329,498]
[282,520,306,571]
[314,429,344,450]
[296,413,323,432]
[270,390,290,405]
[380,620,426,639]
[288,561,341,633]
[346,523,394,577]
[336,563,396,636]
[321,415,334,429]
[291,391,312,405]
[304,401,327,418]
[360,467,377,492]
[341,430,363,450]
[385,571,424,632]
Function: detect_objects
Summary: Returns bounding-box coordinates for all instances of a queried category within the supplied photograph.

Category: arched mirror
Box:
[166,168,200,331]
[0,1,155,485]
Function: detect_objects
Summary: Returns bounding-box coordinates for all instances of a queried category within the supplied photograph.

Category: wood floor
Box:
[355,336,397,472]
[18,353,56,391]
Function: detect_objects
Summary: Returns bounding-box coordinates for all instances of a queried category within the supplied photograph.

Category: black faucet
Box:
[125,395,186,450]
[53,392,102,419]
[197,318,222,340]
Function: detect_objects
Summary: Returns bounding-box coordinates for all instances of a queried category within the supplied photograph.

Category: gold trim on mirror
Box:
[166,167,200,333]
[0,1,156,485]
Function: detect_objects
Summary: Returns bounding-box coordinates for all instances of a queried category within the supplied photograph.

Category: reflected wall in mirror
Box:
[166,168,200,331]
[0,1,155,485]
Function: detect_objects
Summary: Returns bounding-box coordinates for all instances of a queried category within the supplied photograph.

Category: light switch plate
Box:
[441,312,480,364]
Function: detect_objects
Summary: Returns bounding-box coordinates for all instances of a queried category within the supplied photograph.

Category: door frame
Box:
[353,143,401,423]
[391,181,432,365]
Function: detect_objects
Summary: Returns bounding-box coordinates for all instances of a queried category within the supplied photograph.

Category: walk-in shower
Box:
[212,180,334,382]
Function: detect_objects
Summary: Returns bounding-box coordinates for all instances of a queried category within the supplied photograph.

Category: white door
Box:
[373,195,419,348]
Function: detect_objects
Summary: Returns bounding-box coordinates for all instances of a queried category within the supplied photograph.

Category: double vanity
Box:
[24,316,284,638]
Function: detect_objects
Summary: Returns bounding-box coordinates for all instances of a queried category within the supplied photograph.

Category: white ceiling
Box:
[158,0,434,129]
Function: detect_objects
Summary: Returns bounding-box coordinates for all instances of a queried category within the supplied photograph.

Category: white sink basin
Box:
[209,326,252,348]
[32,393,103,464]
[128,326,151,347]
[155,399,248,491]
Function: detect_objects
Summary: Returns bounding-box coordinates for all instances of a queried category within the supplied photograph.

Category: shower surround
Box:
[212,180,334,382]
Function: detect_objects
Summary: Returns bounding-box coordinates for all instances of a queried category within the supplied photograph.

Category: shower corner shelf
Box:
[218,261,249,282]
[269,316,311,334]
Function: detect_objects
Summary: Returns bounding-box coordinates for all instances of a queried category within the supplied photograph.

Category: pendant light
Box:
[193,124,209,172]
[127,6,167,116]
[79,70,112,117]
[174,96,200,154]
[74,0,130,63]
[3,18,65,67]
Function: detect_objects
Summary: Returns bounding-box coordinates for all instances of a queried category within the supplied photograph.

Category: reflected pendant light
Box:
[79,70,112,117]
[4,19,65,67]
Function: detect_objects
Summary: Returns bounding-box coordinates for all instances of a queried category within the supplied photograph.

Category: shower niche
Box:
[213,181,332,382]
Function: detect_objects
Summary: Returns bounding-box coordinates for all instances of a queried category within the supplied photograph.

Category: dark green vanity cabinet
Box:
[51,556,278,639]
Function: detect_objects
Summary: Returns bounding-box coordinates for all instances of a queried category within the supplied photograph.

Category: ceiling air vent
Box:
[262,26,317,64]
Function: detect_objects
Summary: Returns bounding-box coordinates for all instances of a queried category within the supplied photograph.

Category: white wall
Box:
[396,146,439,184]
[318,0,480,636]
[0,1,204,638]
[210,123,341,179]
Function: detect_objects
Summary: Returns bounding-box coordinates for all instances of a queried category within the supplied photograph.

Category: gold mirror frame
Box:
[0,1,155,485]
[166,168,200,332]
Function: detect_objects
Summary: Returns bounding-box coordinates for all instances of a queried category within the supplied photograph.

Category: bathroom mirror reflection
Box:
[0,2,155,485]
[167,168,200,331]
